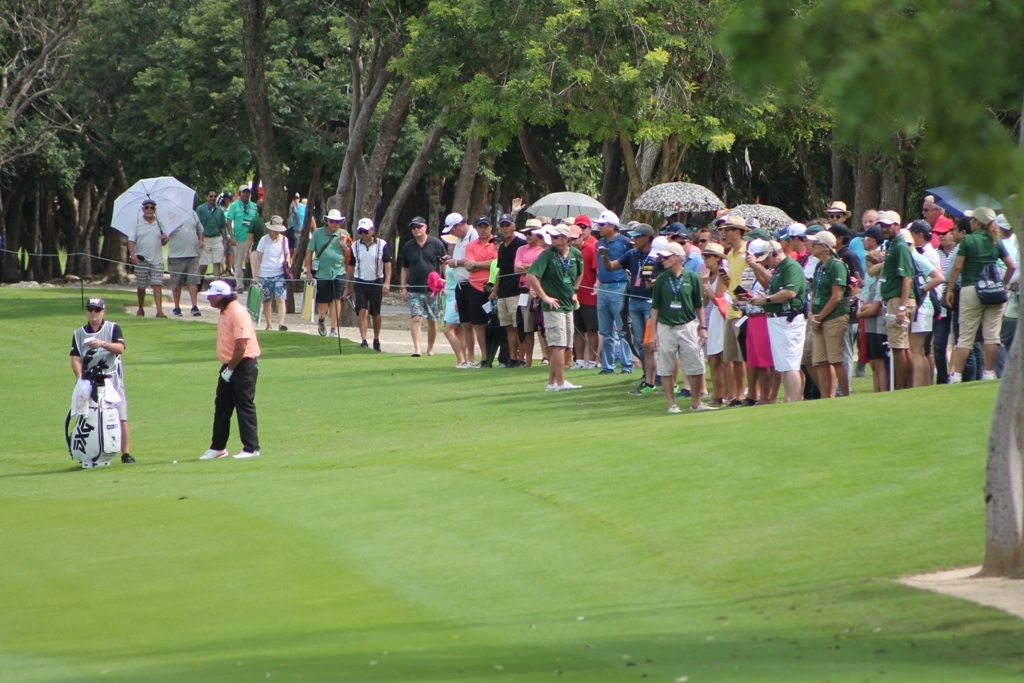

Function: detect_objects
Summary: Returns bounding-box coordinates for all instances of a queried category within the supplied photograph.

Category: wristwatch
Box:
[897,305,907,312]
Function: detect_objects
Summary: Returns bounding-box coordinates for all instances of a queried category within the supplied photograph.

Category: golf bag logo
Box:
[72,417,96,454]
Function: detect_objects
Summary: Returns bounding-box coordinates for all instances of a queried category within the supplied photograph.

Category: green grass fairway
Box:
[1,287,1020,682]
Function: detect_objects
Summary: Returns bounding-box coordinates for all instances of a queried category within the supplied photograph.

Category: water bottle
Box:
[884,313,908,327]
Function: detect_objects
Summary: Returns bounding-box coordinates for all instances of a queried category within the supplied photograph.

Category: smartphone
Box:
[719,265,728,276]
[733,285,748,295]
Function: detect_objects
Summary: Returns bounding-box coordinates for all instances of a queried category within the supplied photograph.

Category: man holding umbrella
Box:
[127,198,168,317]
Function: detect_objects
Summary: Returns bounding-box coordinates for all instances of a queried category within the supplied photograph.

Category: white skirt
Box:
[911,305,934,334]
[706,306,726,356]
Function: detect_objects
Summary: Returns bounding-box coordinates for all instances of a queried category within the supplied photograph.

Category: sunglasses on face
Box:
[143,204,156,209]
[86,307,103,312]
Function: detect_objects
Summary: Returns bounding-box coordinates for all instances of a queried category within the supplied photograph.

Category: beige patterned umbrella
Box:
[722,204,794,229]
[633,182,725,213]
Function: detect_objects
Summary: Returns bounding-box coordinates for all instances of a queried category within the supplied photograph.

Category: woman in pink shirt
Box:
[514,226,547,366]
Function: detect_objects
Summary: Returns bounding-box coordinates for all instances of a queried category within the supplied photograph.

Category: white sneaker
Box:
[329,328,339,337]
[690,402,719,412]
[982,370,997,380]
[570,360,586,370]
[948,372,962,384]
[456,361,470,369]
[466,361,481,369]
[199,448,229,460]
[557,381,582,391]
[584,361,597,369]
[232,449,260,459]
[545,383,559,392]
[667,404,682,414]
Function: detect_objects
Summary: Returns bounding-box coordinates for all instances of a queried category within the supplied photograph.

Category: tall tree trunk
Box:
[379,116,448,243]
[239,0,287,221]
[331,21,393,216]
[619,135,660,222]
[795,139,826,218]
[428,174,442,238]
[288,163,322,314]
[357,78,412,222]
[831,146,853,207]
[518,123,566,194]
[879,156,907,222]
[2,191,25,282]
[619,131,643,212]
[852,151,881,223]
[452,127,483,217]
[657,134,686,185]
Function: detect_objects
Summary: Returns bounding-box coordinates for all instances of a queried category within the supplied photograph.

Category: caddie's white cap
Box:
[594,210,619,226]
[357,217,374,231]
[200,280,232,297]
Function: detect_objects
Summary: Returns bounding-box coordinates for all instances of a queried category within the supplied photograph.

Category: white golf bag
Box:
[66,371,121,469]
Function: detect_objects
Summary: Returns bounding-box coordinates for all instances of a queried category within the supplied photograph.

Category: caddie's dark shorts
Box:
[315,278,341,304]
[353,280,383,316]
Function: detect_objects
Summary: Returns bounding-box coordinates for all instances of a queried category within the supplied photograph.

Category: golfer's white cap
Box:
[442,213,465,234]
[357,217,374,232]
[238,184,251,194]
[594,210,619,226]
[200,280,233,297]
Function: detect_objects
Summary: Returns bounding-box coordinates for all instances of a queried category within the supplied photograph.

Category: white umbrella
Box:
[111,177,196,241]
[525,192,607,220]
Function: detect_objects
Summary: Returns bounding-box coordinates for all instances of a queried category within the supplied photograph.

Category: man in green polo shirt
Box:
[197,189,229,277]
[304,209,348,337]
[876,210,915,390]
[527,225,583,392]
[807,231,849,398]
[649,242,714,413]
[750,245,807,402]
[225,185,259,290]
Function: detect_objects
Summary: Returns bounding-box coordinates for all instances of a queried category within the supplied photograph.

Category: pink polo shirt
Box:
[217,299,261,364]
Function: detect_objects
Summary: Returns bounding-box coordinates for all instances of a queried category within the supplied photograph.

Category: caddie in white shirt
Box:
[344,218,393,350]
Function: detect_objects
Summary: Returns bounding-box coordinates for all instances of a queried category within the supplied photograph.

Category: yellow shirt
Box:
[726,243,748,320]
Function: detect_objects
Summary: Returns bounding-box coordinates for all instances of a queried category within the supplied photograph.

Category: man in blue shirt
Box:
[594,210,635,374]
[601,223,658,393]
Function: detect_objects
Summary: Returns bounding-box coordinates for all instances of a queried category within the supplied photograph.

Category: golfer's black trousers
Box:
[211,357,259,452]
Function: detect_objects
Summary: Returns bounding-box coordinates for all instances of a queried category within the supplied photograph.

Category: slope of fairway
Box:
[1,287,1019,682]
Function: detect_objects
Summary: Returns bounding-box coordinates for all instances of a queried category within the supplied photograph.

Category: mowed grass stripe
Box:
[0,287,1020,682]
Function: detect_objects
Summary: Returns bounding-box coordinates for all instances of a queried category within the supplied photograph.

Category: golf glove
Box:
[220,368,234,382]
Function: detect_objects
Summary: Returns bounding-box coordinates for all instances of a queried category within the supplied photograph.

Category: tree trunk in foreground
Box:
[981,327,1024,576]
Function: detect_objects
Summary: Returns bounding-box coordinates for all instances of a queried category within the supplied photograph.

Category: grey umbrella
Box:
[722,204,795,230]
[525,192,607,220]
[633,182,725,214]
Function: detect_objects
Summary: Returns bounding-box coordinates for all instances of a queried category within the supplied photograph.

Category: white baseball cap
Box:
[200,280,233,297]
[357,217,374,232]
[594,210,619,226]
[747,238,774,261]
[442,213,465,234]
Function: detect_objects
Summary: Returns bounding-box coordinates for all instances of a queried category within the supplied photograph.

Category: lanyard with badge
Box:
[668,273,685,309]
[558,254,573,285]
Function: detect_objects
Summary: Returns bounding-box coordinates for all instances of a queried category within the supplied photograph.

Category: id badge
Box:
[311,258,320,271]
[242,219,252,228]
[562,276,572,284]
[669,301,683,309]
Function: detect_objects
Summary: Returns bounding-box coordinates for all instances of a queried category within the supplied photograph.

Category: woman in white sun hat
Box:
[251,215,290,331]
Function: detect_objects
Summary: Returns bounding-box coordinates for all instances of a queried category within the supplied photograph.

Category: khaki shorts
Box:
[956,285,1006,348]
[801,317,814,366]
[885,298,916,350]
[520,301,538,333]
[543,310,573,348]
[656,320,704,377]
[168,257,202,288]
[200,235,225,266]
[812,316,849,365]
[723,318,744,363]
[497,296,519,327]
